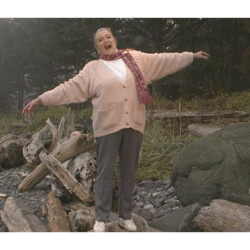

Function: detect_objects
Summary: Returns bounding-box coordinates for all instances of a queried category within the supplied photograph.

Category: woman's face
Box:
[94,29,117,55]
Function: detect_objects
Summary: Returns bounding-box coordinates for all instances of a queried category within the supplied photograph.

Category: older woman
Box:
[22,27,209,232]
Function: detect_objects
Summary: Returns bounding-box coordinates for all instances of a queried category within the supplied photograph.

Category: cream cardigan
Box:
[39,50,194,137]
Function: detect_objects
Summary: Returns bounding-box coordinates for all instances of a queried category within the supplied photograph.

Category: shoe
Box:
[118,218,137,232]
[93,221,105,232]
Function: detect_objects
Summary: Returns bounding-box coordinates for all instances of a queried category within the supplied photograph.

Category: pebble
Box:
[133,178,180,224]
[144,204,154,210]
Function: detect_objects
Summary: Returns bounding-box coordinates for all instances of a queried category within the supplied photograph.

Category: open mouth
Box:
[104,45,112,50]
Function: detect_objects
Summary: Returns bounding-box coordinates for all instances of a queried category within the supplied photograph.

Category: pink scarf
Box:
[100,49,152,104]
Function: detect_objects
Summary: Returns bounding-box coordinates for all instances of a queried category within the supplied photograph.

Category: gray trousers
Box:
[95,128,143,222]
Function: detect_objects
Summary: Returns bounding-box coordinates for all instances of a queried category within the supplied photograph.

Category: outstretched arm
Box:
[193,51,210,60]
[22,97,43,117]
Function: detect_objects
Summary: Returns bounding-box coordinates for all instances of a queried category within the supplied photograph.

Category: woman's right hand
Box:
[22,97,43,117]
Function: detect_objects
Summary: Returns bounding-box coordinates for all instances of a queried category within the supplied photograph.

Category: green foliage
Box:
[136,119,197,182]
[25,106,69,132]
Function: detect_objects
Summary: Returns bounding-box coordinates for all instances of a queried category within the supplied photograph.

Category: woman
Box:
[22,27,210,232]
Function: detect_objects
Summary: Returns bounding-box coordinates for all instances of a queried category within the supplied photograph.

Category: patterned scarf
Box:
[100,49,152,104]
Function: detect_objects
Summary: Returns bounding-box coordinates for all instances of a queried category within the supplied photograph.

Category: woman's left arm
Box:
[132,50,209,83]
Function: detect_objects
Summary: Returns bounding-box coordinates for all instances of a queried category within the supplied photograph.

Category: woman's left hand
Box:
[193,51,210,60]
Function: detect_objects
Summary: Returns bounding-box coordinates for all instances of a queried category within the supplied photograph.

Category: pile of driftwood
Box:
[0,109,151,232]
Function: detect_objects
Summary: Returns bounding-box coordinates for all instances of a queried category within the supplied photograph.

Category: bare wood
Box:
[47,190,70,232]
[22,124,50,164]
[45,118,59,153]
[41,204,47,217]
[58,108,75,139]
[68,209,95,232]
[40,151,93,203]
[147,110,250,127]
[1,197,47,232]
[64,201,95,217]
[0,193,7,198]
[193,199,250,232]
[18,133,95,192]
[188,123,224,137]
[0,134,29,167]
[26,124,50,156]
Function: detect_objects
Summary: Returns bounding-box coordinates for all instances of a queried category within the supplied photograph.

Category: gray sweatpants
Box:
[95,128,143,222]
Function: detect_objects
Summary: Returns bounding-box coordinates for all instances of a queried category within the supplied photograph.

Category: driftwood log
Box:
[147,110,250,131]
[188,123,224,137]
[64,201,153,232]
[47,190,70,232]
[0,134,29,168]
[64,201,95,231]
[40,151,93,203]
[0,197,47,232]
[193,199,250,232]
[18,132,95,192]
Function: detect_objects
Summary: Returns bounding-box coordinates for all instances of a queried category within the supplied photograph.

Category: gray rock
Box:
[144,204,154,210]
[133,195,140,201]
[135,202,144,207]
[155,202,162,208]
[163,179,171,185]
[152,191,161,198]
[140,191,147,197]
[163,186,175,197]
[171,124,250,206]
[149,207,157,214]
[151,203,201,232]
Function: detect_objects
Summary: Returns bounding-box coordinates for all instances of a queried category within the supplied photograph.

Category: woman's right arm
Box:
[22,62,94,117]
[22,97,43,117]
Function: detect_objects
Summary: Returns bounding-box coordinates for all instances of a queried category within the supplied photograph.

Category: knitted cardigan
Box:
[39,50,194,137]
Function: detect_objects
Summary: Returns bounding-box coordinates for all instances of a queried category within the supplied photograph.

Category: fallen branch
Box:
[18,132,95,192]
[47,190,70,232]
[40,151,93,203]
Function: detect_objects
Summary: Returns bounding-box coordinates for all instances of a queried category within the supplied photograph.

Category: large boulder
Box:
[171,124,250,206]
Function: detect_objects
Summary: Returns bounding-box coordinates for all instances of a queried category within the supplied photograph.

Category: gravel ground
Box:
[0,166,51,232]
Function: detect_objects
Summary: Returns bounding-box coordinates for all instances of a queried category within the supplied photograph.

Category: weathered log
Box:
[193,199,250,232]
[65,202,95,231]
[68,151,97,194]
[64,201,95,216]
[68,209,95,232]
[39,151,93,203]
[58,108,75,139]
[188,123,224,137]
[47,190,71,232]
[0,134,29,168]
[18,132,95,192]
[147,110,250,128]
[1,197,47,232]
[46,118,59,153]
[23,124,50,165]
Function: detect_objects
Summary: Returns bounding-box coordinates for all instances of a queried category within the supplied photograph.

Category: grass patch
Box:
[135,119,197,182]
[146,90,250,112]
